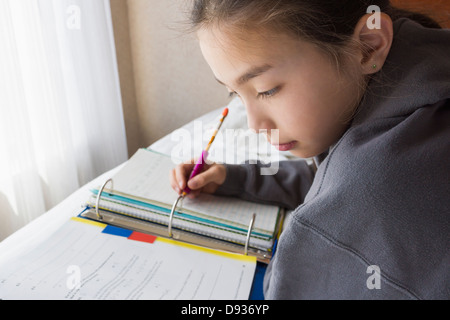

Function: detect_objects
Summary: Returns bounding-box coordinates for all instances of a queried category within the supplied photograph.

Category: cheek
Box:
[275,90,324,133]
[291,73,359,128]
[272,86,351,148]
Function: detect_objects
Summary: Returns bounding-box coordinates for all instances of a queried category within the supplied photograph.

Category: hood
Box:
[353,18,450,125]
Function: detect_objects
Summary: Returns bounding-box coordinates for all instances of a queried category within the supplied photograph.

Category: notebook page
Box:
[182,194,279,234]
[111,149,179,206]
[110,149,279,234]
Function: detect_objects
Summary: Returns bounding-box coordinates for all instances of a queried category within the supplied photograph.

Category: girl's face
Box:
[198,27,364,158]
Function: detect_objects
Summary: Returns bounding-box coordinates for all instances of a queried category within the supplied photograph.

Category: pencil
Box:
[182,107,229,196]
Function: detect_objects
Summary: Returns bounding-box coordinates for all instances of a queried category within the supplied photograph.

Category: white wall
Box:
[111,0,230,156]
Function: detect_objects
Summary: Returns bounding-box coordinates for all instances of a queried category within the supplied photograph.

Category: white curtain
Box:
[0,0,128,240]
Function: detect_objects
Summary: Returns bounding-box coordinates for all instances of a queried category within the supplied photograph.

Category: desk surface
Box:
[0,103,279,299]
[0,165,122,264]
[0,160,267,300]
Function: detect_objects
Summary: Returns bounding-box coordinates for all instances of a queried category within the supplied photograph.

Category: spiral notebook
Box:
[81,148,284,263]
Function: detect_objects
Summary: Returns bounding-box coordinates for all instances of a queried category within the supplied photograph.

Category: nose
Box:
[245,101,276,133]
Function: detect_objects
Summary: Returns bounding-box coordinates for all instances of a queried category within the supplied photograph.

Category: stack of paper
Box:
[85,149,282,254]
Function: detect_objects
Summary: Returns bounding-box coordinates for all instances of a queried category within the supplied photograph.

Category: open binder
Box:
[81,149,284,263]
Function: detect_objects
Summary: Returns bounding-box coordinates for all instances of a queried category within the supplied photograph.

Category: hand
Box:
[170,159,226,199]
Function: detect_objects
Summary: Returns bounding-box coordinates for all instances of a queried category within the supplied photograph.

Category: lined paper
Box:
[110,149,279,234]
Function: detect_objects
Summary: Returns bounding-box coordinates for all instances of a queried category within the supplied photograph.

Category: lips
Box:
[272,141,297,151]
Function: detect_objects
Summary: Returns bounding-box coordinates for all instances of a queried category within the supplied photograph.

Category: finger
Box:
[169,169,181,194]
[187,165,218,190]
[174,163,193,190]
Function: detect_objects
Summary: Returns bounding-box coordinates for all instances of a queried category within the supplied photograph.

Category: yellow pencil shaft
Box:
[205,118,225,151]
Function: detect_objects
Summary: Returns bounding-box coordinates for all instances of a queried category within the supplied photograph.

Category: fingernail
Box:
[179,182,184,189]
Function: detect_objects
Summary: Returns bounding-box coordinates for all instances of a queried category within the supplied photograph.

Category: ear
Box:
[353,12,393,74]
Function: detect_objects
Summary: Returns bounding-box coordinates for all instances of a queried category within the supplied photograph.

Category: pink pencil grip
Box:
[183,150,209,194]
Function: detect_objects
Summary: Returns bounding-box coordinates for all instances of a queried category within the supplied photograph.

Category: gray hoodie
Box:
[215,18,450,299]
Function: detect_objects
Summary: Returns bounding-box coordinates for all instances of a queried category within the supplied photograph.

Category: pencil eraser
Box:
[222,108,229,117]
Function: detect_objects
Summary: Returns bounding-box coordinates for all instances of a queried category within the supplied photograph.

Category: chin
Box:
[289,150,312,159]
[289,147,324,159]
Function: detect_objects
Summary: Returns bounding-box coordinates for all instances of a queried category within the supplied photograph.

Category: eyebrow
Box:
[215,64,273,87]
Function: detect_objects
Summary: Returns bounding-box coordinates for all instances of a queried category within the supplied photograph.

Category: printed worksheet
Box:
[0,218,256,300]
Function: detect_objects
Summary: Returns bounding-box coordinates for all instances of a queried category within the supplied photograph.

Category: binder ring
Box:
[244,213,256,256]
[95,178,113,220]
[168,195,182,238]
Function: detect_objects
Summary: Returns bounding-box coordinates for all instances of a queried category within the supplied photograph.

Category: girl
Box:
[170,0,449,299]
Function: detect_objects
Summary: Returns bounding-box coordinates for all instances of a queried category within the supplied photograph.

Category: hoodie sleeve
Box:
[214,160,315,210]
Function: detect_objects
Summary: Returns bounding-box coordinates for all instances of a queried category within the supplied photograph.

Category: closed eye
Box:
[257,87,280,99]
[228,86,280,99]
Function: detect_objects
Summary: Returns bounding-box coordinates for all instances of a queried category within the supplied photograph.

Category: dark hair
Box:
[189,0,441,62]
[188,0,441,122]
